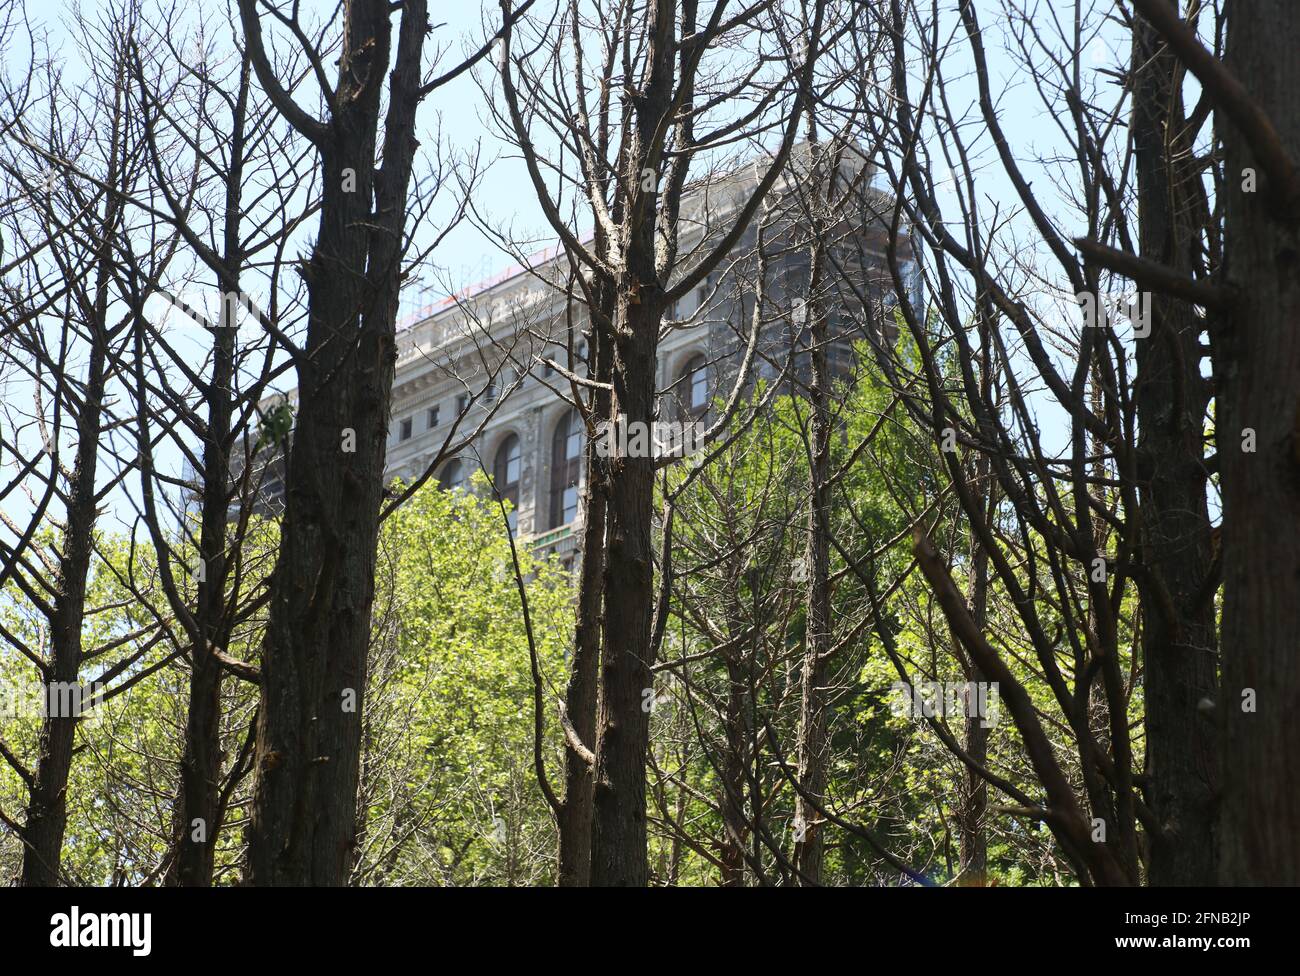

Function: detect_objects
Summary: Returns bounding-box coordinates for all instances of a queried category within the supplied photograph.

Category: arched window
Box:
[493,434,522,533]
[439,458,466,492]
[550,409,584,528]
[679,354,709,420]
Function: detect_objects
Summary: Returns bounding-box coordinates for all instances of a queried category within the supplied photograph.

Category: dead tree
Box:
[122,7,312,885]
[1126,0,1219,886]
[0,10,177,885]
[498,0,832,888]
[1122,0,1300,885]
[235,0,533,886]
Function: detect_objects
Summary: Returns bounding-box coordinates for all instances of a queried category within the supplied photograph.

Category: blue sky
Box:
[4,0,1193,530]
[21,0,1129,306]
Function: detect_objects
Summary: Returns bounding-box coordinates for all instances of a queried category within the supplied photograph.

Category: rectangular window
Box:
[427,405,439,429]
[456,393,470,413]
[399,417,413,441]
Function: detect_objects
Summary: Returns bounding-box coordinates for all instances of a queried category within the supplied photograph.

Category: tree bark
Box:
[20,181,119,887]
[21,355,102,885]
[792,141,832,886]
[167,59,252,889]
[1216,0,1300,885]
[589,292,660,886]
[586,0,678,889]
[1130,4,1219,886]
[719,654,750,887]
[958,457,990,885]
[558,298,612,886]
[245,0,425,886]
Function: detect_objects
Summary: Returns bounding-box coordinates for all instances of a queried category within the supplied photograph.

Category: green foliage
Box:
[361,476,572,885]
[0,479,572,886]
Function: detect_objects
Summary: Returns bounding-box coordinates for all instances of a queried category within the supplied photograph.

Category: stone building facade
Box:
[247,148,918,566]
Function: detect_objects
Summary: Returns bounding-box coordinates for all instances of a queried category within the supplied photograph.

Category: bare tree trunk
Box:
[21,343,103,886]
[243,0,427,886]
[582,0,682,889]
[1130,4,1218,886]
[1215,0,1300,885]
[499,0,825,885]
[792,227,832,886]
[791,360,832,885]
[165,58,253,889]
[958,454,990,885]
[558,297,612,886]
[20,181,120,887]
[715,574,753,888]
[590,293,660,886]
[719,654,749,887]
[557,488,602,885]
